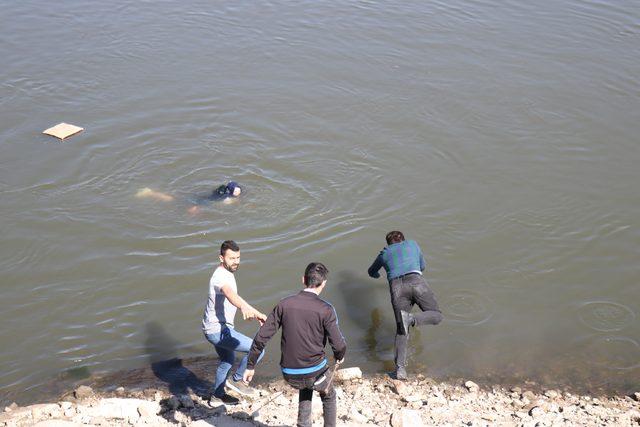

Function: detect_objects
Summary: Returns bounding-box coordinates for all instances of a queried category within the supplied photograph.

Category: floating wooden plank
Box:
[43,122,84,140]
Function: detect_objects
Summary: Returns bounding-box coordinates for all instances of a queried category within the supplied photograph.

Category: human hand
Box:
[256,312,267,324]
[243,369,254,384]
[241,305,258,320]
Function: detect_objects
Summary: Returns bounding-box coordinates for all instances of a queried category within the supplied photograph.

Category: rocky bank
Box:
[2,367,639,426]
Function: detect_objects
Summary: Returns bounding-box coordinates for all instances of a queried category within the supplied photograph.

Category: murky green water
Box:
[1,0,639,404]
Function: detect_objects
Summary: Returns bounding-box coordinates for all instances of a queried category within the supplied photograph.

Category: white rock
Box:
[32,421,82,427]
[464,381,479,392]
[80,398,159,420]
[348,407,368,424]
[529,406,545,418]
[31,404,62,420]
[335,367,363,381]
[59,402,72,411]
[544,390,559,399]
[73,386,93,399]
[390,409,423,427]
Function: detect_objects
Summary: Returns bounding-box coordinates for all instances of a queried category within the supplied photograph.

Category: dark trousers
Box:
[390,273,443,370]
[284,369,336,427]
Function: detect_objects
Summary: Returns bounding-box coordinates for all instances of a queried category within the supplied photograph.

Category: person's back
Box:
[245,263,346,427]
[276,291,343,371]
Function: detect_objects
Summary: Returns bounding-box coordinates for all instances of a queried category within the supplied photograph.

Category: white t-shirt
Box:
[202,265,237,333]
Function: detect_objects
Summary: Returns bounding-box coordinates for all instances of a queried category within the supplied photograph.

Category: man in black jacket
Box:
[243,262,346,427]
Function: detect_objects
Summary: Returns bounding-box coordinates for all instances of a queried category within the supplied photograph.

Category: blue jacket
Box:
[367,240,426,282]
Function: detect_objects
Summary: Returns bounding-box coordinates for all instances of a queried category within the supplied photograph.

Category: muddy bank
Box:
[2,366,639,426]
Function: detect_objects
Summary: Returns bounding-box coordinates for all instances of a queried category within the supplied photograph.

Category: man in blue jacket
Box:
[368,231,443,380]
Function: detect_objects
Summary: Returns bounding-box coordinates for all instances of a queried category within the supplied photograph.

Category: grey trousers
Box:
[284,369,336,427]
[390,273,443,370]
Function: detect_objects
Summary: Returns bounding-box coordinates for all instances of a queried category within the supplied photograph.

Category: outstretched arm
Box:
[221,284,267,323]
[244,304,282,383]
[367,252,384,279]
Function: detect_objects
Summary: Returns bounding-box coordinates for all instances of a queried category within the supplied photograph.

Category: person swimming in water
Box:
[136,181,242,214]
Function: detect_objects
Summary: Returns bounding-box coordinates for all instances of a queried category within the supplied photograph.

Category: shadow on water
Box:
[334,271,396,371]
[334,271,428,373]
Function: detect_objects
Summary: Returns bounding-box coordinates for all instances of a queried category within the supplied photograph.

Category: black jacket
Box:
[247,291,346,374]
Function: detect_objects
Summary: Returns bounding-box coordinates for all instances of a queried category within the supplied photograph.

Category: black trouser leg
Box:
[285,371,335,427]
[408,276,443,326]
[320,385,336,427]
[390,277,413,370]
[296,388,313,427]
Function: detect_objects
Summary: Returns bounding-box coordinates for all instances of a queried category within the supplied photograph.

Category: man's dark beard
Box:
[223,262,238,272]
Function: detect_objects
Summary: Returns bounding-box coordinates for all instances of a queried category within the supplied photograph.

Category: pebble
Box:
[74,385,93,399]
[544,390,559,399]
[464,381,479,392]
[529,406,545,418]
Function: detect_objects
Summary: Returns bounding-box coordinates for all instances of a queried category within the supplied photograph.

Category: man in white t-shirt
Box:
[202,240,266,404]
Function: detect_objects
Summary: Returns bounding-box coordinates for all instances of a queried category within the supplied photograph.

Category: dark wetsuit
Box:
[189,184,237,206]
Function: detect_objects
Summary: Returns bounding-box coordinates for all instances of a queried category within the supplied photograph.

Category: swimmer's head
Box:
[226,181,241,197]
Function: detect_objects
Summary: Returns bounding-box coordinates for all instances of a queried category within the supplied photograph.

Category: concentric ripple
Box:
[441,290,495,326]
[581,336,640,370]
[577,301,635,332]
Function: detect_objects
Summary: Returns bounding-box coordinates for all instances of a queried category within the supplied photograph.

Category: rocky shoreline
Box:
[2,367,639,426]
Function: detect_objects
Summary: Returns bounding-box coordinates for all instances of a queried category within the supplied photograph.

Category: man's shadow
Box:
[145,322,212,399]
[144,322,289,426]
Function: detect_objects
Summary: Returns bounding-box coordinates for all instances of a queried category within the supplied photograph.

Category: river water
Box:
[1,0,639,404]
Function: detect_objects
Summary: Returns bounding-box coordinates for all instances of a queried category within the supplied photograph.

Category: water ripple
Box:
[441,290,495,326]
[577,301,635,332]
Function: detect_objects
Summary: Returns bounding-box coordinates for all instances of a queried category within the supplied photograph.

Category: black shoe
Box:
[400,310,414,335]
[210,393,240,406]
[388,367,408,381]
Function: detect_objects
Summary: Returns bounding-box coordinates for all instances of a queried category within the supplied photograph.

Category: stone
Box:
[335,367,363,381]
[391,380,409,396]
[137,402,156,418]
[4,403,18,413]
[402,395,423,403]
[522,391,536,401]
[165,396,180,410]
[529,406,545,418]
[464,381,479,392]
[31,404,62,420]
[58,402,72,411]
[390,409,423,427]
[81,398,160,420]
[544,390,559,399]
[32,421,81,427]
[115,387,126,397]
[633,392,640,402]
[274,394,289,406]
[511,387,522,394]
[177,394,194,409]
[74,386,93,399]
[348,407,368,424]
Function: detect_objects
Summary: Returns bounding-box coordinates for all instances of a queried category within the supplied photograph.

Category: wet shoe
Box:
[400,310,414,335]
[395,367,408,381]
[209,393,240,406]
[388,367,408,381]
[225,378,257,397]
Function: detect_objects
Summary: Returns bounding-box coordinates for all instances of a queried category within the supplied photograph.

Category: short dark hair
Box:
[304,262,329,288]
[386,231,405,245]
[220,240,240,256]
